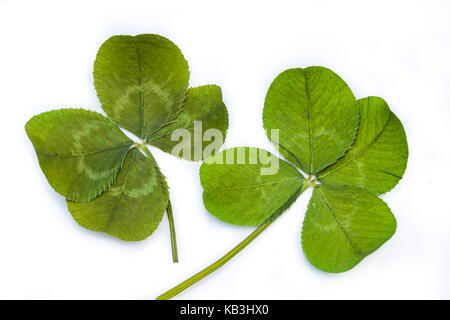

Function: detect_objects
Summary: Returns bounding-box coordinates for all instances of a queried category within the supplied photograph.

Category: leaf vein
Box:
[135,41,144,138]
[318,188,363,256]
[206,177,301,191]
[36,143,132,158]
[318,104,392,179]
[104,148,138,232]
[304,71,313,173]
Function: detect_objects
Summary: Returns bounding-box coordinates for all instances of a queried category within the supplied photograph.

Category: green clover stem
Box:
[166,199,178,263]
[156,182,310,300]
[156,221,272,300]
[141,145,179,263]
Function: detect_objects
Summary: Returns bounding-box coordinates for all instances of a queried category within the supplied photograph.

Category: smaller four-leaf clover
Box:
[26,34,229,262]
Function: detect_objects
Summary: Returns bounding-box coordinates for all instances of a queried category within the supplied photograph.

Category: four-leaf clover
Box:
[25,34,229,262]
[158,66,408,299]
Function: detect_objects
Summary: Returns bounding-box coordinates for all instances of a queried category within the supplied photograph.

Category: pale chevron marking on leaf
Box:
[26,108,133,202]
[200,147,303,226]
[317,187,363,255]
[67,148,169,241]
[103,148,138,232]
[319,110,392,179]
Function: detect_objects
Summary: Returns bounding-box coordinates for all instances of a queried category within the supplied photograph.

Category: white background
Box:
[1,0,449,299]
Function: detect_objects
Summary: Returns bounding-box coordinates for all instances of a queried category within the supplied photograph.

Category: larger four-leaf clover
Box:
[26,34,229,262]
[157,66,408,299]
